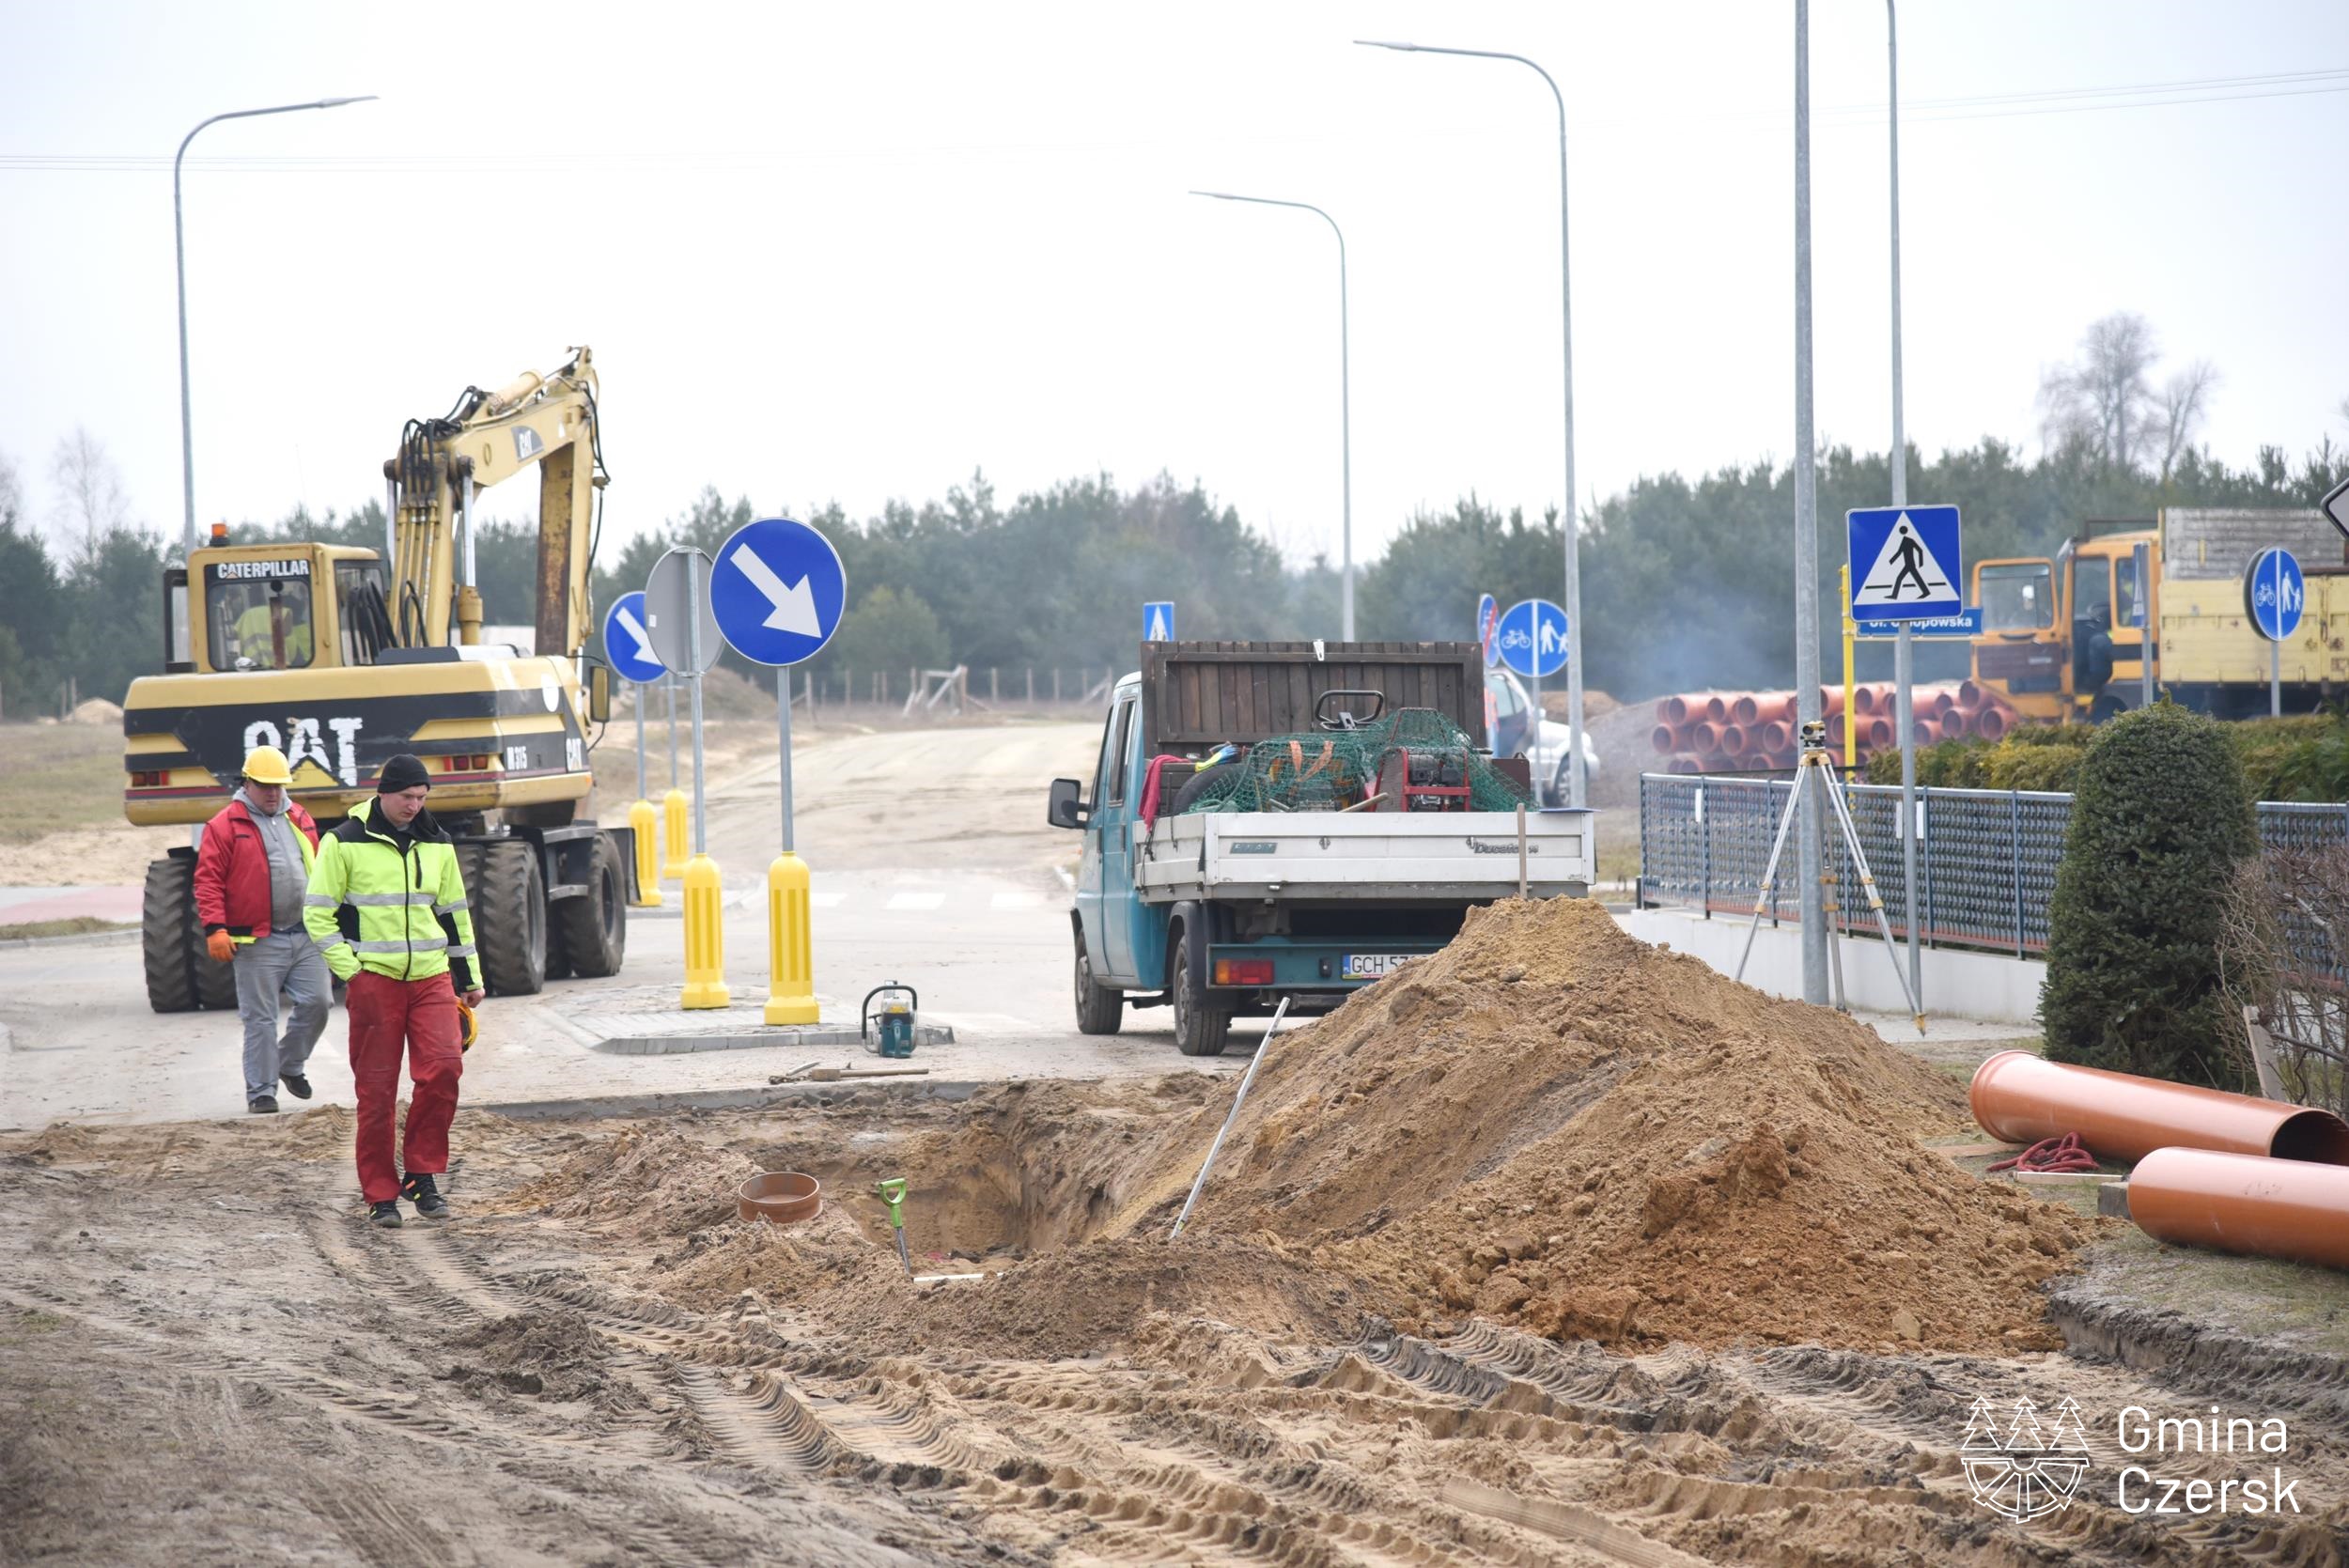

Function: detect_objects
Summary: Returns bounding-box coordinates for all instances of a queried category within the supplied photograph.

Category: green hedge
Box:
[2038,704,2257,1089]
[1866,711,2349,803]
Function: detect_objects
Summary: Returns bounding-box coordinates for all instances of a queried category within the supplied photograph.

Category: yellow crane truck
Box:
[1968,507,2342,724]
[125,348,631,1013]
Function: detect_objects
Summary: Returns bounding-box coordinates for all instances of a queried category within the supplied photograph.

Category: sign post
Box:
[711,517,848,1027]
[1497,598,1568,800]
[2246,546,2304,719]
[646,546,724,1008]
[1848,503,1964,1023]
[601,590,667,908]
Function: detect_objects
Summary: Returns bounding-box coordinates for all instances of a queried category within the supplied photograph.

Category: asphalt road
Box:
[0,719,1259,1131]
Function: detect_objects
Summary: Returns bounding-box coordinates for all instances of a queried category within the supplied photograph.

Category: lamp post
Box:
[1887,0,1921,1013]
[176,96,376,565]
[1189,190,1354,641]
[1356,38,1584,808]
[1793,1,1827,1002]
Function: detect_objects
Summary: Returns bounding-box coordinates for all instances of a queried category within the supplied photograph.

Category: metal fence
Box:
[1638,772,2349,961]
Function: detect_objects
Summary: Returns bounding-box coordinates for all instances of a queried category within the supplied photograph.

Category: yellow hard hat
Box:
[242,745,294,785]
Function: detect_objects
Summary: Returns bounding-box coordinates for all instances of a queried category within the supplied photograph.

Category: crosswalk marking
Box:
[988,891,1043,909]
[884,892,947,911]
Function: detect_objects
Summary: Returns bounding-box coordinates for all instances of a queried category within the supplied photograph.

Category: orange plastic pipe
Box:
[1970,1049,2349,1165]
[2127,1147,2349,1270]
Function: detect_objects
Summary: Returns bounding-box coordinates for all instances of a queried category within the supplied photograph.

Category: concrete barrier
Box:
[1611,906,2046,1025]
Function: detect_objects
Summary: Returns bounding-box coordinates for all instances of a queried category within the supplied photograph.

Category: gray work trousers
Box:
[234,928,332,1099]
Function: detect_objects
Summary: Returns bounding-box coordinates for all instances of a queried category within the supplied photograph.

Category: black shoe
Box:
[369,1200,403,1229]
[279,1073,312,1101]
[401,1172,448,1219]
[248,1094,278,1114]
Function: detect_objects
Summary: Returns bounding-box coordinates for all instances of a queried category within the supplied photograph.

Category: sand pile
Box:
[1135,898,2095,1351]
[489,1125,759,1238]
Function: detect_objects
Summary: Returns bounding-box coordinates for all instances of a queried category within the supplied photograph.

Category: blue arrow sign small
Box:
[710,517,848,667]
[601,591,666,684]
[1143,601,1175,643]
[1497,598,1567,679]
[1476,593,1499,667]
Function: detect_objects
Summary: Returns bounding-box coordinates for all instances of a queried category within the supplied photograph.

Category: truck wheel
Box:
[473,840,547,997]
[194,929,240,1011]
[551,834,628,980]
[1171,933,1231,1058]
[1073,938,1123,1035]
[141,858,199,1014]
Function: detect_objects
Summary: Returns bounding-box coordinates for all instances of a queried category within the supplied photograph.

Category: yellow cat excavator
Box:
[124,347,632,1012]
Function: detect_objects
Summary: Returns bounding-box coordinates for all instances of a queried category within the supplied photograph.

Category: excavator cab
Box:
[163,540,395,676]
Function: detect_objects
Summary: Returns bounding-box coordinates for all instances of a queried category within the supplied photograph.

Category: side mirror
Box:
[587,664,612,723]
[1047,778,1090,830]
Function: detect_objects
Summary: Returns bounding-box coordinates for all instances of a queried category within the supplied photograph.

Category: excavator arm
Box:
[382,346,606,657]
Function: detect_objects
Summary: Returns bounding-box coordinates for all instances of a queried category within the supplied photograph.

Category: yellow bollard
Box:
[763,852,818,1025]
[661,787,689,881]
[679,854,730,1009]
[627,800,663,908]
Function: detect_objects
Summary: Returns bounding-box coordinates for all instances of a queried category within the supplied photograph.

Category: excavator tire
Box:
[472,839,547,997]
[550,834,627,980]
[142,857,199,1014]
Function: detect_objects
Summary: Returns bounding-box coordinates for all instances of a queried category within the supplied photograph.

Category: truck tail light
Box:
[1213,959,1274,986]
[131,770,163,788]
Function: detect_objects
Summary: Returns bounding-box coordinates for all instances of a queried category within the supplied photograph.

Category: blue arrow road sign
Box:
[710,517,848,667]
[2247,547,2305,642]
[1476,593,1499,666]
[1848,505,1963,623]
[601,591,667,684]
[1143,601,1175,642]
[1497,598,1567,679]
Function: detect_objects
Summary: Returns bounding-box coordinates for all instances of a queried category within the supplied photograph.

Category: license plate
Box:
[1340,954,1409,980]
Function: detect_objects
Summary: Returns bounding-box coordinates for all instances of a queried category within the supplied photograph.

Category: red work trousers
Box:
[347,970,464,1204]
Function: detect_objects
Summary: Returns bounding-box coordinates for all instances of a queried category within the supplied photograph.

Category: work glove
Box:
[205,929,236,963]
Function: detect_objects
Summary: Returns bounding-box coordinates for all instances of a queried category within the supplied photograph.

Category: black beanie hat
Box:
[377,753,431,794]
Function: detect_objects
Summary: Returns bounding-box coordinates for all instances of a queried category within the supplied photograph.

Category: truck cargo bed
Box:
[1135,808,1595,903]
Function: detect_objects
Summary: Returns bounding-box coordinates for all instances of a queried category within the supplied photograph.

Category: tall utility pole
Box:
[1887,0,1922,1012]
[1189,191,1355,640]
[1355,39,1586,806]
[174,96,376,564]
[1793,1,1828,1002]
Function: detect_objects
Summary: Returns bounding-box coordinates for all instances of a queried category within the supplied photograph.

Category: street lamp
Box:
[175,96,377,565]
[1189,189,1355,642]
[1356,38,1585,808]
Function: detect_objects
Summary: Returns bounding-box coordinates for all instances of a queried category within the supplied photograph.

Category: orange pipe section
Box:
[2128,1147,2349,1270]
[1970,1049,2349,1165]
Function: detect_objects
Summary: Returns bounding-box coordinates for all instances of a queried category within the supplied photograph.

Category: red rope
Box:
[1986,1132,2099,1174]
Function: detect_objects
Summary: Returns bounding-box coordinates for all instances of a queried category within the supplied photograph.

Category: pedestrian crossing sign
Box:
[1848,505,1962,623]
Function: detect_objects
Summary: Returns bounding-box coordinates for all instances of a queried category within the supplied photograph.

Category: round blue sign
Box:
[2245,548,2304,643]
[600,590,666,685]
[1497,598,1567,679]
[709,517,848,667]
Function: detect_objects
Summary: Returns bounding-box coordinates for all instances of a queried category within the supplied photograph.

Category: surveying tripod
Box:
[1733,720,1925,1033]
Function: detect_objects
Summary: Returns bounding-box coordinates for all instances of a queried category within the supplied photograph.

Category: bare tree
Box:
[2152,360,2219,483]
[46,427,131,564]
[2037,312,2164,473]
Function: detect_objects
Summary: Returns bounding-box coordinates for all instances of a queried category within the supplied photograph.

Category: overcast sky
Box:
[4,1,2345,576]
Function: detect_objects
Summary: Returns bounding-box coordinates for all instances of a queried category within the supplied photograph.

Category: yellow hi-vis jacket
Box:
[303,798,479,990]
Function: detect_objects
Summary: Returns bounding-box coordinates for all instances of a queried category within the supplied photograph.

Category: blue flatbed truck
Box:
[1048,640,1596,1055]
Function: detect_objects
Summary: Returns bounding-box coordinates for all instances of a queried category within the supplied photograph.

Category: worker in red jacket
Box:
[194,745,331,1113]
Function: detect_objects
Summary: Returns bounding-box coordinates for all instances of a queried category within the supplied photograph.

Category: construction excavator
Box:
[123,348,633,1013]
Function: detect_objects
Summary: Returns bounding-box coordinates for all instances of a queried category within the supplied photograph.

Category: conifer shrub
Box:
[2039,703,2258,1088]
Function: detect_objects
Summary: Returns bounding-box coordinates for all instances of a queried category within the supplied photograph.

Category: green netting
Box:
[1179,707,1531,814]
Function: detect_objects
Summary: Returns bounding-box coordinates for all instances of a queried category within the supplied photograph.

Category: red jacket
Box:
[194,797,322,941]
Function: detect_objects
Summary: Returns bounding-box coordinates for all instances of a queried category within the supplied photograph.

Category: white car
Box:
[1485,669,1601,806]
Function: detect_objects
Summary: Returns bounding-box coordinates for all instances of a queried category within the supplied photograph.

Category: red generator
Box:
[1374,746,1472,812]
